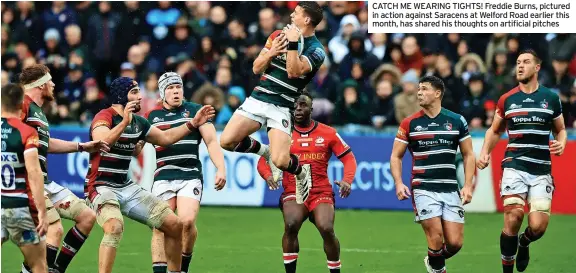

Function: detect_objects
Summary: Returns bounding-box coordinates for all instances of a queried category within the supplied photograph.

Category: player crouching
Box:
[257,94,357,273]
[145,72,226,273]
[85,77,215,273]
[390,76,475,273]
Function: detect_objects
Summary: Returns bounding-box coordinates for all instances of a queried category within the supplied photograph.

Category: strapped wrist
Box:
[77,143,84,152]
[288,41,299,51]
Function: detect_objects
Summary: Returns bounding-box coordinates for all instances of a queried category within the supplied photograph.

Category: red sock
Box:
[328,260,341,272]
[283,253,298,273]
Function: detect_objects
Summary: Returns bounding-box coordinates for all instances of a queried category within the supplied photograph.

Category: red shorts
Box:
[280,191,335,212]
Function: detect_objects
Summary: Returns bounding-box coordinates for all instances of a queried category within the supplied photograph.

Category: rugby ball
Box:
[281,24,304,57]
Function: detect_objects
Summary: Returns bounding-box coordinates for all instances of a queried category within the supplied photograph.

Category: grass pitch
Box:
[2,207,575,273]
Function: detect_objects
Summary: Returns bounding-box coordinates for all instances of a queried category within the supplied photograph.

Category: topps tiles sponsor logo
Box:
[418,139,453,146]
[512,116,545,123]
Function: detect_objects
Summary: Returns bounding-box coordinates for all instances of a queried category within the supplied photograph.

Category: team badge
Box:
[193,187,200,196]
[182,111,190,118]
[458,210,465,218]
[315,137,324,144]
[546,186,552,193]
[282,119,289,128]
[444,122,452,131]
[540,99,548,109]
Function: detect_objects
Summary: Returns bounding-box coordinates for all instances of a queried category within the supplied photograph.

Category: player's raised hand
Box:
[191,105,216,128]
[549,140,565,156]
[476,154,490,170]
[80,140,110,153]
[268,33,288,57]
[264,175,280,190]
[123,101,138,123]
[214,169,227,191]
[335,181,351,198]
[395,183,411,201]
[460,185,473,205]
[283,24,301,42]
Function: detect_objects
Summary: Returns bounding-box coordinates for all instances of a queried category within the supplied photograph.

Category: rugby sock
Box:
[286,154,303,176]
[47,243,59,268]
[428,248,446,272]
[21,263,32,273]
[152,262,167,273]
[519,227,543,247]
[283,253,298,273]
[233,136,266,156]
[441,243,461,260]
[327,260,341,272]
[181,252,192,272]
[55,226,88,271]
[500,232,518,273]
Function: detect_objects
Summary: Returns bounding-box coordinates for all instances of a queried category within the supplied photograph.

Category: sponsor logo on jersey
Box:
[315,137,324,144]
[509,103,521,109]
[1,140,5,151]
[153,117,164,123]
[429,122,439,127]
[522,98,534,103]
[297,152,326,161]
[414,125,427,131]
[166,112,176,116]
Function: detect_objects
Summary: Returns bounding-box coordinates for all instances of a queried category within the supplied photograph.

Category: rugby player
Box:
[257,94,357,273]
[18,64,109,273]
[477,49,567,273]
[390,76,475,273]
[2,83,49,273]
[220,2,326,204]
[85,76,215,273]
[145,72,226,273]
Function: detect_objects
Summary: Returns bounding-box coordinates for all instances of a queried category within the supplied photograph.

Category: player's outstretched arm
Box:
[146,105,215,147]
[390,139,410,200]
[48,138,110,154]
[284,25,314,79]
[24,148,48,236]
[550,115,567,156]
[459,137,475,205]
[200,123,226,190]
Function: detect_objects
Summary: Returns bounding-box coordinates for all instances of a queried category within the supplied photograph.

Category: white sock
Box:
[257,144,270,158]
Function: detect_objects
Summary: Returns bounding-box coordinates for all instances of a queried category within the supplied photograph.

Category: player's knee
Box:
[103,218,124,235]
[317,223,335,238]
[76,208,97,232]
[219,137,236,151]
[284,220,301,235]
[272,153,290,170]
[181,217,196,234]
[48,221,64,241]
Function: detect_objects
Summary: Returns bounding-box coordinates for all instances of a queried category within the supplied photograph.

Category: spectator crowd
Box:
[2,1,576,129]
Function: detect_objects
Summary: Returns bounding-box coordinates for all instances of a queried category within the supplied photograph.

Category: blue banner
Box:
[47,127,415,211]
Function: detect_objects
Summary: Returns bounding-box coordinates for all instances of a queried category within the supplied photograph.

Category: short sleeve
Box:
[395,118,410,144]
[302,45,326,72]
[496,94,507,118]
[91,110,113,131]
[458,115,471,142]
[330,132,351,159]
[552,93,563,120]
[264,30,283,50]
[22,127,40,154]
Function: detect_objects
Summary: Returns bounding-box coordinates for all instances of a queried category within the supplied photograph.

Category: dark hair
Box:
[300,91,314,102]
[518,49,542,64]
[297,2,323,27]
[1,83,24,112]
[19,64,50,85]
[419,75,445,99]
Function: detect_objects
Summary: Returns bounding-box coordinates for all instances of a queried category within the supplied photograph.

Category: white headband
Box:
[23,73,52,90]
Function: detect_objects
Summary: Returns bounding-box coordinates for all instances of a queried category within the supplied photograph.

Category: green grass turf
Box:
[2,207,575,273]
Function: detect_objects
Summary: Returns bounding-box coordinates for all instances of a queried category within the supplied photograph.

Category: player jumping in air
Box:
[477,49,567,273]
[18,64,110,273]
[85,77,215,273]
[145,72,226,273]
[220,2,326,204]
[390,76,476,273]
[257,94,357,273]
[2,83,49,273]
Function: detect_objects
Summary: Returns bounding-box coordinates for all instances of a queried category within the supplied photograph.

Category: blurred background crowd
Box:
[2,1,576,129]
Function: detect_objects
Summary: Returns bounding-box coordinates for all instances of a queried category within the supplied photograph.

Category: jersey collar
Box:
[294,120,317,134]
